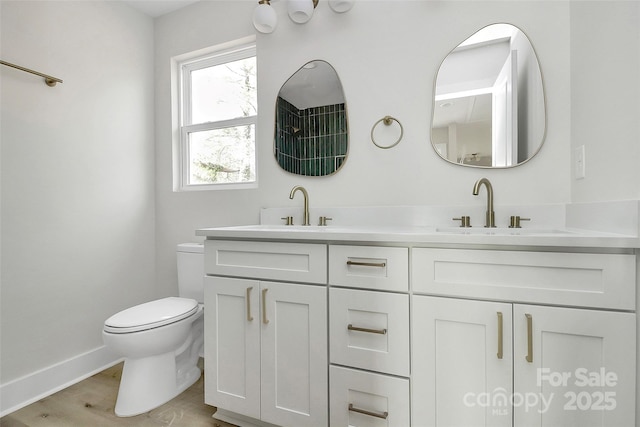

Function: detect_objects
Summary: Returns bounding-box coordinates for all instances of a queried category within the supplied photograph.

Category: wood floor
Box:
[0,360,236,427]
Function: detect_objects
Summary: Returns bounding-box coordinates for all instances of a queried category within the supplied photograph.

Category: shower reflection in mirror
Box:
[275,60,348,176]
[432,24,546,168]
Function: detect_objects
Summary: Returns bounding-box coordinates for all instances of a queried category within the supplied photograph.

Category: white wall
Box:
[0,0,156,389]
[155,0,576,295]
[570,1,640,202]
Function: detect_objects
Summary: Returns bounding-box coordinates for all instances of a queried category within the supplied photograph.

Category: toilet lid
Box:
[104,297,199,334]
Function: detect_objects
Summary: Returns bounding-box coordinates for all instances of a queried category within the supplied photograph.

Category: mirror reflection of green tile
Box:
[275,97,348,176]
[275,60,348,176]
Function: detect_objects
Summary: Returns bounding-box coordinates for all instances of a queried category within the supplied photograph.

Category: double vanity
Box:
[195,11,638,426]
[197,199,639,427]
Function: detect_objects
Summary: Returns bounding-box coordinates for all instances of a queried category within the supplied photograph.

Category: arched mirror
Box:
[431,24,546,168]
[275,60,348,176]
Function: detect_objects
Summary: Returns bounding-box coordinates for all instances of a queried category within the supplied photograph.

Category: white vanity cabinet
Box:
[411,248,637,427]
[203,240,328,427]
[198,227,638,427]
[328,245,411,426]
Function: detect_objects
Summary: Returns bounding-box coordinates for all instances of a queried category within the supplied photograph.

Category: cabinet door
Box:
[204,277,260,420]
[513,305,636,427]
[260,282,328,427]
[413,296,513,427]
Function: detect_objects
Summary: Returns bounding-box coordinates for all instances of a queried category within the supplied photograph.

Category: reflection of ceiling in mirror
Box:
[436,41,509,97]
[433,39,507,129]
[458,23,519,49]
[279,61,344,110]
[433,93,491,128]
[434,24,515,131]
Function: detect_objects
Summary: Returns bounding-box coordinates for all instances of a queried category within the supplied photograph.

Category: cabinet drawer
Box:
[412,248,636,310]
[330,288,409,376]
[205,240,327,284]
[330,365,409,427]
[329,245,408,291]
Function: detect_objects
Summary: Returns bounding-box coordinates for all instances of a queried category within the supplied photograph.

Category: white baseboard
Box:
[0,345,122,417]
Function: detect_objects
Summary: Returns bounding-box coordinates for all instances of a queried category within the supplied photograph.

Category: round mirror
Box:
[274,60,348,176]
[431,24,546,168]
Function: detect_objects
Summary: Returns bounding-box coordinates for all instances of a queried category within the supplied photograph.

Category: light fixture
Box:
[252,0,277,34]
[252,0,354,33]
[328,0,354,13]
[288,0,318,24]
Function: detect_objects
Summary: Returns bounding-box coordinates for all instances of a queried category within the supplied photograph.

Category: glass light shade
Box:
[288,0,314,24]
[253,2,277,33]
[328,0,354,13]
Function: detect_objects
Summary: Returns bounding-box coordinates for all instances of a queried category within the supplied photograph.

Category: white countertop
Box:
[196,203,640,249]
[196,224,640,249]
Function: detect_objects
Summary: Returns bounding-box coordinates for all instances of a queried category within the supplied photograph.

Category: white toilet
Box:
[103,243,204,417]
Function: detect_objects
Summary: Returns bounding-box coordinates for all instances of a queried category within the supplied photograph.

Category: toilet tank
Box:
[176,243,204,303]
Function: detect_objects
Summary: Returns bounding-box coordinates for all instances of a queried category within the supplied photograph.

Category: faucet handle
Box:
[318,216,333,226]
[281,216,294,226]
[453,216,472,228]
[509,216,530,228]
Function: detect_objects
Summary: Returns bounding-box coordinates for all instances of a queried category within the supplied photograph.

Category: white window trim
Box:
[172,36,257,192]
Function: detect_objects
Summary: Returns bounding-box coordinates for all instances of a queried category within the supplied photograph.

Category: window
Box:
[177,42,257,190]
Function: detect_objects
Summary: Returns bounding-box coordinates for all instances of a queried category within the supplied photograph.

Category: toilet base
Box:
[114,353,201,417]
[112,313,204,417]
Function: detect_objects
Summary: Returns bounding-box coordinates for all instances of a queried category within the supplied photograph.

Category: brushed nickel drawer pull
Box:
[246,287,254,322]
[262,288,269,324]
[348,403,388,419]
[347,324,387,335]
[497,312,503,359]
[346,260,386,268]
[525,313,533,363]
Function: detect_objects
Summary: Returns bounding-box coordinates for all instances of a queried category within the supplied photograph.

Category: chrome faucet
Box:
[289,185,310,226]
[472,178,496,228]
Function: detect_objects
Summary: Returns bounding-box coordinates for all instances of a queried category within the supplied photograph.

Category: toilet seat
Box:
[104,297,199,334]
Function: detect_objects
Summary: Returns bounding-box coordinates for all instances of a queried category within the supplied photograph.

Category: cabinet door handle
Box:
[346,260,386,268]
[262,288,269,324]
[347,324,387,335]
[525,313,533,363]
[348,403,388,420]
[246,287,254,321]
[497,312,503,359]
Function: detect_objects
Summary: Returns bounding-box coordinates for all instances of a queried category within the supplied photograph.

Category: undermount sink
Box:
[435,227,576,236]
